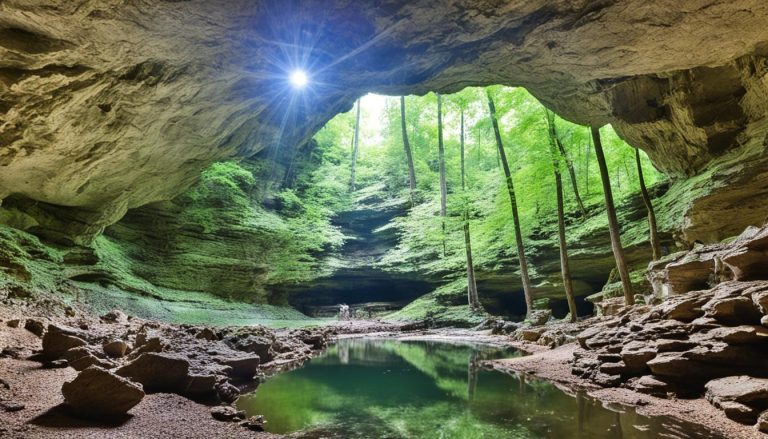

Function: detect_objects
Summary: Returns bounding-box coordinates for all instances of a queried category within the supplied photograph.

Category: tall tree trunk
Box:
[545,110,578,322]
[400,96,417,206]
[636,148,661,260]
[591,126,634,305]
[349,99,361,191]
[486,91,534,316]
[585,134,591,196]
[437,93,447,257]
[461,108,480,310]
[555,134,587,218]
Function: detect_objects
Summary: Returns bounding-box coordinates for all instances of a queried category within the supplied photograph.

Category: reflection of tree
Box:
[467,351,479,401]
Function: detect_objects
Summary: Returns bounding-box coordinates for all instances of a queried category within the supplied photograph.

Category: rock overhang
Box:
[2,0,768,242]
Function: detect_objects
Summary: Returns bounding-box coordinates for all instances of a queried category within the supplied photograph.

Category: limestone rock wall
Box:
[2,1,768,243]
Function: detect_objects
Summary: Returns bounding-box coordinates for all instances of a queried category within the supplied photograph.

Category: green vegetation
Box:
[0,84,670,325]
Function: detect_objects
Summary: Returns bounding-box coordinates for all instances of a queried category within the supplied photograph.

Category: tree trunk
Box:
[400,96,417,206]
[460,108,480,310]
[486,91,534,316]
[437,93,447,257]
[545,110,578,322]
[636,148,662,260]
[349,99,361,191]
[591,126,634,305]
[555,134,587,218]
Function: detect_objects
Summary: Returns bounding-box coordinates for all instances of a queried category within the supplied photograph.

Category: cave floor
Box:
[0,302,762,438]
[487,345,764,439]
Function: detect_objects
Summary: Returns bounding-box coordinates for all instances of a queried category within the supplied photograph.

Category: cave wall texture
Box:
[2,0,768,246]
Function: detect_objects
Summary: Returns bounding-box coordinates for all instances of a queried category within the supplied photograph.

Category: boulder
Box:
[24,319,45,337]
[103,340,129,358]
[62,367,144,417]
[65,347,116,371]
[42,325,87,359]
[632,375,671,396]
[241,415,266,431]
[757,410,768,433]
[527,310,551,326]
[215,381,240,403]
[185,374,218,397]
[116,353,190,393]
[517,328,545,342]
[219,356,260,380]
[210,405,245,422]
[6,319,20,328]
[101,310,128,323]
[705,376,768,424]
[196,328,218,341]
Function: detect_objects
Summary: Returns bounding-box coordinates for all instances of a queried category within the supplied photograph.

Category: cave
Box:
[2,1,768,438]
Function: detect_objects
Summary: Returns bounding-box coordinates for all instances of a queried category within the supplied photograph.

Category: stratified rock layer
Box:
[573,225,768,431]
[2,1,768,243]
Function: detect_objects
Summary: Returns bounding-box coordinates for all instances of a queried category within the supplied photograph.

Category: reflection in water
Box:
[237,339,723,439]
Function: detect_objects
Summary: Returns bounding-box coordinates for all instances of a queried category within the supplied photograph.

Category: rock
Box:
[128,337,163,359]
[517,328,545,342]
[703,296,763,325]
[705,375,768,424]
[0,347,24,359]
[210,406,245,422]
[103,340,129,358]
[185,374,218,397]
[620,343,656,374]
[24,319,45,337]
[0,401,25,412]
[527,310,551,326]
[6,319,20,328]
[45,359,69,369]
[633,375,671,396]
[62,367,145,417]
[219,356,260,380]
[116,353,190,393]
[661,295,706,322]
[757,410,768,433]
[196,328,218,341]
[599,362,628,376]
[702,325,768,344]
[226,334,275,362]
[241,415,266,431]
[654,339,696,352]
[65,346,116,371]
[42,325,87,359]
[576,326,602,349]
[101,310,128,323]
[215,381,240,403]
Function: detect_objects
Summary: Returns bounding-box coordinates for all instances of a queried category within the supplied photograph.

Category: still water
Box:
[237,338,722,438]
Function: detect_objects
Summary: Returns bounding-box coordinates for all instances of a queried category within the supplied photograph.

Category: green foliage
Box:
[320,87,667,287]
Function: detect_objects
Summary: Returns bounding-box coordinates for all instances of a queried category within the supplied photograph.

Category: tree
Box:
[349,98,361,191]
[400,96,417,207]
[486,90,534,317]
[545,109,578,322]
[591,126,634,305]
[636,148,661,260]
[555,131,587,218]
[437,93,447,256]
[460,107,480,310]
